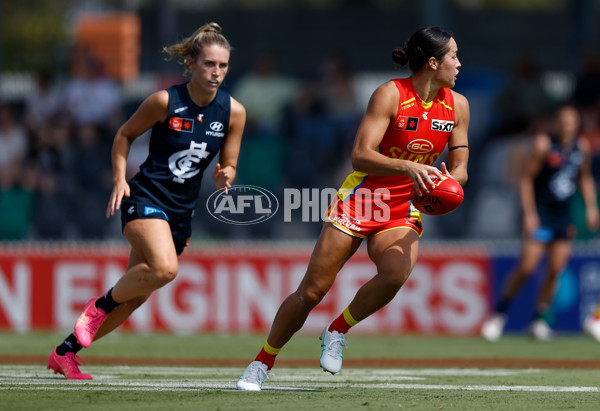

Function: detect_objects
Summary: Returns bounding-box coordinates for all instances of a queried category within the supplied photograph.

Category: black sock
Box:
[94,288,121,314]
[56,333,82,356]
[495,298,511,314]
[531,309,547,322]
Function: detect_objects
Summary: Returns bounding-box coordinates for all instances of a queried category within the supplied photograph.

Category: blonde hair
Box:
[163,22,231,71]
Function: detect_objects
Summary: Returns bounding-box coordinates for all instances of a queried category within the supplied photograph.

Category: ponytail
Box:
[163,22,231,71]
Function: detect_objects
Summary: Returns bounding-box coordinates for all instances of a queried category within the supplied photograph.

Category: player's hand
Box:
[441,162,454,178]
[523,212,540,237]
[405,162,444,196]
[106,180,130,219]
[586,207,600,232]
[212,163,232,194]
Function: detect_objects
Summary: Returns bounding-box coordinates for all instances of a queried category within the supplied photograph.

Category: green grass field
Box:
[1,332,600,410]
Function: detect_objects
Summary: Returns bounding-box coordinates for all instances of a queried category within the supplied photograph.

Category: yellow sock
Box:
[342,307,359,327]
[263,340,281,356]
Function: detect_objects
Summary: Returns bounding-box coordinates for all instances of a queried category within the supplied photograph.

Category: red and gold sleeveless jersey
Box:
[337,77,455,219]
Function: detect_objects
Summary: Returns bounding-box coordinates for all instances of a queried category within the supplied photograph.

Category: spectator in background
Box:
[0,103,28,188]
[0,103,36,240]
[493,53,553,137]
[63,55,123,131]
[283,51,361,191]
[24,71,61,130]
[319,48,361,147]
[69,123,114,238]
[233,51,298,135]
[30,118,76,239]
[572,52,600,110]
[232,52,296,238]
[283,78,332,188]
[481,103,599,342]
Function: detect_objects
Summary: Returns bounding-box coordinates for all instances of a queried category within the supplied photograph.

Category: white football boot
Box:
[583,315,600,342]
[236,361,269,391]
[481,313,507,342]
[529,318,553,341]
[319,326,348,374]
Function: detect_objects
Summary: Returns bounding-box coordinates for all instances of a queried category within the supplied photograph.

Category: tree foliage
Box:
[0,0,72,71]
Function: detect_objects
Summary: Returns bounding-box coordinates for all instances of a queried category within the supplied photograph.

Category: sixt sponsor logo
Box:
[431,119,454,132]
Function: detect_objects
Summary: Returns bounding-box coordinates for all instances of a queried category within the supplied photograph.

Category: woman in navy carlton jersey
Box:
[47,23,246,380]
[481,103,599,342]
[237,26,470,390]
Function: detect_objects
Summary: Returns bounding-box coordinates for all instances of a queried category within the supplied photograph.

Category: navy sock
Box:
[94,288,121,314]
[56,333,82,356]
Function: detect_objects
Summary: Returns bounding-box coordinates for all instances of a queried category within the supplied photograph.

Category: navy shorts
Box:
[120,199,192,256]
[531,223,576,243]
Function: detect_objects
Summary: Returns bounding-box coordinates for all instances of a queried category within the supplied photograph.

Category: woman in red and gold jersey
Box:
[237,26,470,390]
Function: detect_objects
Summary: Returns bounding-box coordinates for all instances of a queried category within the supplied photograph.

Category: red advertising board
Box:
[0,244,490,335]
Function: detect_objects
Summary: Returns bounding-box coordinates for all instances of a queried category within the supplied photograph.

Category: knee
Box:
[298,284,329,308]
[378,270,409,293]
[150,260,179,287]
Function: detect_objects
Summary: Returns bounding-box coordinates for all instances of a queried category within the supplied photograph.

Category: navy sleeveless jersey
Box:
[129,83,231,215]
[534,135,583,221]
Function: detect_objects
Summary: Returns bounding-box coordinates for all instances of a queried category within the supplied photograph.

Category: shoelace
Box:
[64,352,87,373]
[246,363,268,385]
[84,309,106,334]
[325,334,348,358]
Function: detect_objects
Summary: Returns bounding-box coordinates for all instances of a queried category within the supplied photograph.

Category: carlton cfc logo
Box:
[406,139,433,154]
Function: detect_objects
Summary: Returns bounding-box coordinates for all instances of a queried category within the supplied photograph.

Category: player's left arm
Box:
[577,137,600,232]
[444,91,470,186]
[213,97,246,193]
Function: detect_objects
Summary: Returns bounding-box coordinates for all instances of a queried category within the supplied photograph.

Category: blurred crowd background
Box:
[1,0,599,243]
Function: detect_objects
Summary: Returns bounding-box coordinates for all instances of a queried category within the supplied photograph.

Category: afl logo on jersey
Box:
[394,116,419,131]
[169,117,194,133]
[406,139,434,154]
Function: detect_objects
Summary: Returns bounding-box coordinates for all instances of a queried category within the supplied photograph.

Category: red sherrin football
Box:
[410,175,464,216]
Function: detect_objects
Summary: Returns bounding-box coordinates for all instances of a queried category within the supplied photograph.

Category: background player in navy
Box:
[47,22,246,379]
[481,103,598,342]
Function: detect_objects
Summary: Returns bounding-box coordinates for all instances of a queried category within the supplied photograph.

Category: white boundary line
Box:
[0,365,598,393]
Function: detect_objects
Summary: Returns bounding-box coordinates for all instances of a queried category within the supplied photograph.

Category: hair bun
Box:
[392,46,409,66]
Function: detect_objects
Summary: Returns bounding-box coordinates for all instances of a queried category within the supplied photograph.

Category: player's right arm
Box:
[519,133,549,236]
[577,137,600,232]
[106,90,169,218]
[351,82,443,196]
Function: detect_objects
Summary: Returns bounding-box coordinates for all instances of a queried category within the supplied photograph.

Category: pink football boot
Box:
[47,347,92,380]
[74,297,107,348]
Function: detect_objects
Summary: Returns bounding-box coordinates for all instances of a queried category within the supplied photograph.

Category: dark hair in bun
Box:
[392,26,453,73]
